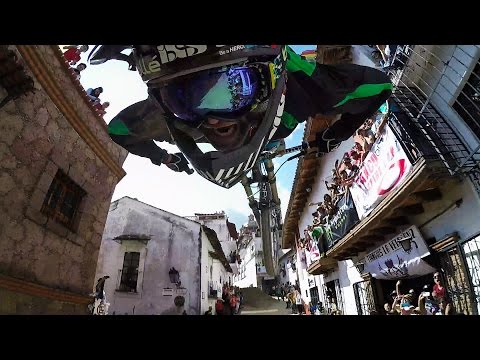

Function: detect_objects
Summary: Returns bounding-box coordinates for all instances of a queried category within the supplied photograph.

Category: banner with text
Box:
[350,125,413,219]
[325,191,359,246]
[362,225,436,280]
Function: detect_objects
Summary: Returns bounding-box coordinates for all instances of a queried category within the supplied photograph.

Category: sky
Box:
[76,45,315,229]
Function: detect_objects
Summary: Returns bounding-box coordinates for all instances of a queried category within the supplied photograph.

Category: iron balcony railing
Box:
[387,45,480,194]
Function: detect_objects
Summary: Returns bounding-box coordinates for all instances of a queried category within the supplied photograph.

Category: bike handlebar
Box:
[259,140,316,161]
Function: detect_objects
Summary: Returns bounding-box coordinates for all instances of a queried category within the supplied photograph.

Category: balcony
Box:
[307,255,339,275]
[320,102,461,263]
[313,46,480,268]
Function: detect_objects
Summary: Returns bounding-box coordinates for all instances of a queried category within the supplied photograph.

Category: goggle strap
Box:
[269,63,276,89]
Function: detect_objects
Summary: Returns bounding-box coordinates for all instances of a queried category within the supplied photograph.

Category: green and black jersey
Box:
[107,46,392,163]
[274,46,392,141]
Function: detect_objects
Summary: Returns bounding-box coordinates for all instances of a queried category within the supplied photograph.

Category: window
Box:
[353,280,376,315]
[118,252,140,292]
[453,61,480,139]
[309,287,320,306]
[463,235,480,315]
[41,169,86,231]
[322,279,344,315]
[439,245,475,315]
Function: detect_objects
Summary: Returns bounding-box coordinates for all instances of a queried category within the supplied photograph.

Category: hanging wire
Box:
[246,155,296,199]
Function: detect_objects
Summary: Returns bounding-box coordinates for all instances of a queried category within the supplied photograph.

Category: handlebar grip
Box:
[287,150,306,161]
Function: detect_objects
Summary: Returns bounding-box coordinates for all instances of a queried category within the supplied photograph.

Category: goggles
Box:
[154,62,273,124]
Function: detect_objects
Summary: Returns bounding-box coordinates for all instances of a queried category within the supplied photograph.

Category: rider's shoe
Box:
[316,128,341,157]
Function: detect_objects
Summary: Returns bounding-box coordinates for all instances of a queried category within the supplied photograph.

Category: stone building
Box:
[0,45,128,314]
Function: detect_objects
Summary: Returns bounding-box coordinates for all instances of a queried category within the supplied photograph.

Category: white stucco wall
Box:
[411,180,480,243]
[95,197,203,315]
[278,249,296,286]
[200,230,231,314]
[197,216,238,274]
[418,45,480,151]
[200,231,209,314]
[234,238,257,288]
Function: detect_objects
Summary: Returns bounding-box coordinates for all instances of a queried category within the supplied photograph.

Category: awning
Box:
[360,225,435,279]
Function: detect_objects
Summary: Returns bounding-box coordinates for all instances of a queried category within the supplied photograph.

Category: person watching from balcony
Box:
[323,193,338,215]
[347,148,362,167]
[86,87,103,104]
[343,156,359,176]
[63,45,89,65]
[94,101,110,116]
[327,176,342,199]
[353,141,366,163]
[339,170,355,188]
[71,62,87,81]
[357,126,376,153]
[313,205,328,226]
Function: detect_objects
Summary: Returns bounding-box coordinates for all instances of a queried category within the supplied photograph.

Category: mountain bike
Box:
[87,45,321,276]
[241,141,316,276]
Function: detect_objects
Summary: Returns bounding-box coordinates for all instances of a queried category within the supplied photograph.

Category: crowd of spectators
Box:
[62,45,110,119]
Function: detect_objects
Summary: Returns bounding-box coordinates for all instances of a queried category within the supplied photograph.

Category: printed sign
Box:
[162,288,174,296]
[350,125,413,219]
[324,191,359,245]
[362,225,436,279]
[176,288,188,296]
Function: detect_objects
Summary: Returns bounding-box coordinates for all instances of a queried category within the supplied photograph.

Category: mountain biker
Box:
[100,45,392,188]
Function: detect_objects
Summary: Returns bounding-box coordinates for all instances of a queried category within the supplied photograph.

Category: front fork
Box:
[241,158,280,226]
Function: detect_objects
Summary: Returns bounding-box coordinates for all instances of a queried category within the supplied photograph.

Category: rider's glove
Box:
[165,152,194,175]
